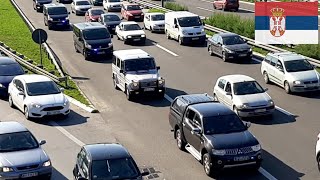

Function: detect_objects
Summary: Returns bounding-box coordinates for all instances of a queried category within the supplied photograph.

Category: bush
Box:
[148,8,166,13]
[164,2,188,11]
[295,44,320,60]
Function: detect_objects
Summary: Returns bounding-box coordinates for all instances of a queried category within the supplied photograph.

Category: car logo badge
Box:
[238,149,242,154]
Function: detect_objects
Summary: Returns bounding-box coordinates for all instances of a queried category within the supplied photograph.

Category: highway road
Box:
[8,0,320,179]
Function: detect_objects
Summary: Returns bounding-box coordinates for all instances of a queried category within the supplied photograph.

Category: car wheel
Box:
[48,25,52,30]
[8,94,14,108]
[83,49,89,60]
[317,154,320,171]
[166,31,171,39]
[203,153,218,177]
[176,128,185,150]
[235,8,239,12]
[74,43,79,53]
[208,45,214,56]
[252,161,262,171]
[150,26,154,33]
[125,86,133,101]
[113,75,119,90]
[284,81,291,94]
[263,71,270,84]
[222,51,227,62]
[213,93,218,101]
[24,106,31,120]
[178,36,183,45]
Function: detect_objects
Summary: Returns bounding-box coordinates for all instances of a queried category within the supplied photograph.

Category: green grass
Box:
[253,47,268,55]
[164,2,188,11]
[0,0,89,105]
[205,30,216,36]
[148,8,166,13]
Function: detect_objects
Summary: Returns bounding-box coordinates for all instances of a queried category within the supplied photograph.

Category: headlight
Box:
[249,48,252,52]
[0,167,14,172]
[251,144,261,152]
[238,103,249,109]
[201,28,205,32]
[141,13,144,16]
[31,102,42,108]
[158,79,165,86]
[63,99,69,106]
[212,149,226,156]
[293,80,301,85]
[141,34,146,37]
[43,160,51,167]
[127,35,132,39]
[268,100,274,106]
[85,43,92,49]
[108,42,113,47]
[0,83,4,88]
[131,82,139,88]
[224,48,234,53]
[65,16,69,20]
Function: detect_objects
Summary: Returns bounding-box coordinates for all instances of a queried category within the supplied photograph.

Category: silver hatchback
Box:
[0,122,52,180]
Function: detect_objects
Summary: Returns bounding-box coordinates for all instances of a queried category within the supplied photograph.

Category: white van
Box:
[165,11,206,45]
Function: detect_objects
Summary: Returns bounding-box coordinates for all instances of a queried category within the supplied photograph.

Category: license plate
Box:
[255,109,266,113]
[234,156,249,162]
[239,54,247,57]
[47,111,60,115]
[56,23,63,25]
[21,172,38,178]
[97,51,105,54]
[112,28,115,30]
[144,88,155,92]
[133,38,140,41]
[135,16,140,18]
[192,37,199,40]
[307,84,317,87]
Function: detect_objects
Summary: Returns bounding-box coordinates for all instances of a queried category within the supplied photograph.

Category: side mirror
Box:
[39,140,46,145]
[264,88,268,91]
[68,12,70,14]
[226,92,232,96]
[174,24,178,28]
[191,128,201,135]
[18,92,25,96]
[119,69,124,73]
[24,70,28,73]
[157,66,160,70]
[141,171,149,176]
[244,121,251,129]
[60,88,64,92]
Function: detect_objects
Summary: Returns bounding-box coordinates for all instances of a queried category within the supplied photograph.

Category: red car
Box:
[85,9,105,22]
[121,4,144,21]
[213,0,239,11]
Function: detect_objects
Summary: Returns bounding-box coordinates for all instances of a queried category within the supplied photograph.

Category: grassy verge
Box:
[0,0,89,105]
[164,2,188,11]
[148,8,166,13]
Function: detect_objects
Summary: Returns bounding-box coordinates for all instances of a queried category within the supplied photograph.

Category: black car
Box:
[43,4,70,30]
[207,33,252,62]
[33,0,52,12]
[73,143,149,180]
[169,94,262,177]
[99,13,121,34]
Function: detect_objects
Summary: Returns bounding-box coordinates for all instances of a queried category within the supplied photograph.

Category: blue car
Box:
[0,57,25,97]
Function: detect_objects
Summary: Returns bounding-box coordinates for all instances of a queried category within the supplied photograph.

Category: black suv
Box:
[43,4,70,30]
[169,94,262,177]
[33,0,52,12]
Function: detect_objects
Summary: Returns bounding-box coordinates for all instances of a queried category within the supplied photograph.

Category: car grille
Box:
[187,32,201,35]
[157,24,164,27]
[131,35,142,38]
[304,80,318,84]
[112,5,121,8]
[91,44,108,49]
[80,8,89,11]
[17,164,39,171]
[52,18,66,22]
[42,106,64,111]
[140,81,157,88]
[225,146,254,155]
[236,50,248,53]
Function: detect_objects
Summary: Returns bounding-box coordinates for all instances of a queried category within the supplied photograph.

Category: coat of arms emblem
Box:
[269,7,285,37]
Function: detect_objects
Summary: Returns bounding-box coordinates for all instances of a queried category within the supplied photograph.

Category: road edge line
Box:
[154,43,179,57]
[49,121,85,147]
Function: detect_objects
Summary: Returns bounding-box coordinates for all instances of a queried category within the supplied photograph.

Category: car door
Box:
[209,34,219,55]
[182,108,196,145]
[43,8,48,24]
[274,60,285,85]
[14,80,25,111]
[188,113,203,152]
[172,18,179,40]
[10,79,20,109]
[118,59,126,91]
[77,31,85,52]
[214,78,226,103]
[144,14,150,29]
[268,56,280,85]
[223,81,233,108]
[77,148,90,180]
[216,36,224,57]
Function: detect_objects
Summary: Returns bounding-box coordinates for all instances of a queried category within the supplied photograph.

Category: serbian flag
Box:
[255,2,318,44]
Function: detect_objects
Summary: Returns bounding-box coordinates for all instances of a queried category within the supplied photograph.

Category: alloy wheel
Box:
[208,45,213,56]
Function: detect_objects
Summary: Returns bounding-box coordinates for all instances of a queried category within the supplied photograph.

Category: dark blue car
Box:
[0,57,25,97]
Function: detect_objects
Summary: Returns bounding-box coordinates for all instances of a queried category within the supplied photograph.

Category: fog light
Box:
[159,90,162,92]
[257,155,262,159]
[135,92,139,94]
[217,160,222,164]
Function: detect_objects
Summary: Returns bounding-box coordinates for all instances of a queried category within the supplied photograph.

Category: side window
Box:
[217,36,223,44]
[77,148,85,167]
[225,82,231,93]
[276,60,283,69]
[186,109,196,120]
[171,99,183,113]
[112,56,116,65]
[264,55,272,64]
[211,35,218,43]
[15,80,23,92]
[116,58,120,68]
[174,18,177,25]
[270,57,278,66]
[193,114,202,129]
[218,79,226,89]
[120,61,124,70]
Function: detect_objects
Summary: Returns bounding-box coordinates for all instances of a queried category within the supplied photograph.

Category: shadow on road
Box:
[52,167,68,180]
[165,87,188,100]
[245,109,297,125]
[292,91,320,99]
[35,110,88,126]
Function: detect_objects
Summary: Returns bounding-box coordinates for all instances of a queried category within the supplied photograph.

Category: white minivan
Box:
[165,11,206,45]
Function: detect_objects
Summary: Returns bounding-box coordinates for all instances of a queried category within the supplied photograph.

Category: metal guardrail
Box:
[127,0,320,67]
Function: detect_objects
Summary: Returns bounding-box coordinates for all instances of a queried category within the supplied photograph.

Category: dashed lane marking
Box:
[153,43,179,57]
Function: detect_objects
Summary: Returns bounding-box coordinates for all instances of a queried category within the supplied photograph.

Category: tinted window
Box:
[186,109,196,120]
[0,63,24,76]
[264,55,272,64]
[284,59,314,72]
[76,1,90,5]
[233,81,265,95]
[91,9,105,16]
[222,35,245,45]
[151,14,164,21]
[218,79,225,89]
[124,58,156,72]
[0,131,39,152]
[270,57,277,66]
[172,99,184,113]
[91,158,139,180]
[83,28,110,40]
[194,114,201,128]
[203,115,246,135]
[126,5,141,10]
[116,58,120,68]
[109,0,120,2]
[225,82,231,93]
[177,16,202,27]
[26,81,61,96]
[48,7,67,15]
[123,24,141,31]
[103,15,120,22]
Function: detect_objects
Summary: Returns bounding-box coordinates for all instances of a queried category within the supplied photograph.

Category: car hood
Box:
[180,26,204,33]
[122,30,145,36]
[76,5,92,9]
[234,92,271,106]
[206,130,259,149]
[128,10,142,15]
[28,93,65,105]
[109,2,122,6]
[0,76,16,88]
[86,38,112,45]
[287,69,319,81]
[125,71,158,81]
[49,14,68,19]
[224,43,250,51]
[0,148,49,167]
[104,21,121,26]
[151,20,165,26]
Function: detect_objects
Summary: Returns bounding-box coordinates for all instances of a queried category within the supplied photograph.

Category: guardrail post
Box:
[161,0,164,7]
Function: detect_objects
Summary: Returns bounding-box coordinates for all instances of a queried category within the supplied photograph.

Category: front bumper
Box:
[125,37,146,44]
[85,46,114,57]
[129,86,165,96]
[127,15,144,21]
[151,26,165,32]
[181,35,206,44]
[0,166,52,180]
[48,20,70,28]
[237,106,275,117]
[225,51,253,60]
[28,105,70,118]
[211,151,262,169]
[106,26,117,33]
[75,9,89,15]
[291,84,320,92]
[107,6,121,11]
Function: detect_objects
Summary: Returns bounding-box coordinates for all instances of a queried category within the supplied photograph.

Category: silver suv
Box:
[261,52,320,94]
[112,49,165,100]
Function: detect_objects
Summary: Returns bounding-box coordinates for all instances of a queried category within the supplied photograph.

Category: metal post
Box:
[161,0,164,7]
[38,31,43,66]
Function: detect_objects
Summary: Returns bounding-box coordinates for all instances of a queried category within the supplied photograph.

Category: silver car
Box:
[213,74,275,118]
[261,52,320,94]
[0,122,52,180]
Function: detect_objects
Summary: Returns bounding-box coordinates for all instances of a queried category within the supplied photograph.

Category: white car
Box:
[143,12,165,33]
[8,74,70,120]
[71,0,92,16]
[213,74,275,118]
[103,0,122,12]
[115,21,146,44]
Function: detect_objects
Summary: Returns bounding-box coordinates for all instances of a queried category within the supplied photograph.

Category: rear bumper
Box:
[125,37,146,44]
[127,15,144,21]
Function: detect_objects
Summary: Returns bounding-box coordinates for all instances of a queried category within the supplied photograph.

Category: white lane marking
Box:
[259,168,278,180]
[275,106,295,116]
[153,43,179,57]
[197,7,215,12]
[252,57,262,63]
[239,8,254,12]
[164,94,174,102]
[199,0,213,3]
[49,121,85,147]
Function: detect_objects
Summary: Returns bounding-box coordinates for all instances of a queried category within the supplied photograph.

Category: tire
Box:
[317,154,320,172]
[24,106,31,120]
[83,49,89,60]
[178,36,183,45]
[233,106,239,116]
[208,45,214,56]
[48,25,52,30]
[175,128,186,150]
[213,93,218,101]
[213,4,216,9]
[235,8,239,12]
[125,86,133,101]
[252,161,262,171]
[203,153,218,177]
[113,75,119,90]
[284,81,291,94]
[150,26,154,33]
[263,71,270,84]
[166,30,171,39]
[8,94,14,108]
[74,43,79,53]
[222,51,227,62]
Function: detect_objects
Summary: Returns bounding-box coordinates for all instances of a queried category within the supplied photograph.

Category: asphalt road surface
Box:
[6,0,320,179]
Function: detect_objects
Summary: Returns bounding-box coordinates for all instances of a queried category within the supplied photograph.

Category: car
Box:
[260,52,320,94]
[115,22,146,44]
[103,0,122,12]
[112,49,165,100]
[85,8,105,22]
[8,74,70,120]
[169,94,262,177]
[207,33,252,62]
[0,57,25,97]
[0,121,52,180]
[73,22,113,59]
[33,0,52,12]
[143,12,165,33]
[121,3,144,21]
[316,133,320,171]
[43,4,70,30]
[213,0,239,11]
[98,13,121,34]
[71,0,92,16]
[73,143,150,180]
[213,75,275,118]
[90,0,103,6]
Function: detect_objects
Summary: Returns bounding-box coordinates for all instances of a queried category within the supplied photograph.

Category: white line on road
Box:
[49,121,85,147]
[199,0,213,3]
[197,7,215,12]
[275,106,295,116]
[153,43,179,57]
[164,94,174,102]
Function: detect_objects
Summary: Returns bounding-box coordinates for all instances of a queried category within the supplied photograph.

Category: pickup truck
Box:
[169,94,262,177]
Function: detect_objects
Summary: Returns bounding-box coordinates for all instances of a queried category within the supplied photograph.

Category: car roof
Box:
[176,94,214,105]
[44,3,66,8]
[84,143,131,161]
[219,74,255,83]
[16,74,52,83]
[218,32,239,37]
[267,52,305,62]
[0,57,18,65]
[191,103,235,117]
[0,121,28,134]
[146,12,164,16]
[73,22,106,30]
[165,11,197,18]
[113,49,151,60]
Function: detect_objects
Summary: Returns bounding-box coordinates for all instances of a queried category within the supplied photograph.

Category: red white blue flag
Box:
[255,2,318,44]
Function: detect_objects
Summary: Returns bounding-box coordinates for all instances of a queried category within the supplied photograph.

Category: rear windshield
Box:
[76,1,90,5]
[83,28,111,40]
[48,7,67,15]
[91,9,105,16]
[103,14,120,22]
[126,5,141,11]
[0,63,24,76]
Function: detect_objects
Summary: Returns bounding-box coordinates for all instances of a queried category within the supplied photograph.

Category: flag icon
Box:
[255,2,318,44]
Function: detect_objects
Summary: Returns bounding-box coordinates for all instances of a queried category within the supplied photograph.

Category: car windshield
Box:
[177,16,202,27]
[125,58,156,72]
[203,115,246,135]
[123,24,141,31]
[126,5,141,10]
[48,7,68,15]
[91,9,105,16]
[151,14,164,21]
[0,131,39,152]
[91,158,140,180]
[233,81,265,95]
[0,63,24,76]
[26,81,61,96]
[109,0,120,2]
[284,59,314,72]
[222,35,246,45]
[103,15,120,22]
[83,28,110,40]
[76,1,90,5]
